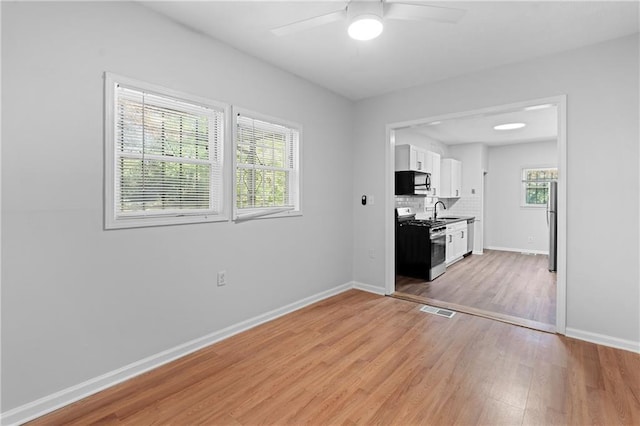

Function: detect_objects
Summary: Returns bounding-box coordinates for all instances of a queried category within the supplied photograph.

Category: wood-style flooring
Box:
[395,249,556,328]
[29,290,639,425]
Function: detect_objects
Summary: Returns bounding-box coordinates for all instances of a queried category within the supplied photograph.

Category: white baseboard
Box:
[485,246,549,255]
[565,328,640,354]
[352,281,387,295]
[471,250,484,255]
[7,280,638,425]
[1,282,355,426]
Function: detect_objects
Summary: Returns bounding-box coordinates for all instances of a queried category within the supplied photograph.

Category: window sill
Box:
[233,209,302,222]
[105,213,229,230]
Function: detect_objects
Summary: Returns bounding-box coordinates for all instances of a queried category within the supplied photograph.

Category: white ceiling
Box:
[404,103,558,145]
[142,1,639,101]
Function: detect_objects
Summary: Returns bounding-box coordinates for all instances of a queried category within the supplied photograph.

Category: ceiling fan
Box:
[271,0,466,41]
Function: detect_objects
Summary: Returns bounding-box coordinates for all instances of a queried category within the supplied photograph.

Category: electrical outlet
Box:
[368,249,375,259]
[528,236,534,244]
[217,270,227,286]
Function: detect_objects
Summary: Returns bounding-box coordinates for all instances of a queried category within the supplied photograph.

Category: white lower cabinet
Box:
[446,222,468,265]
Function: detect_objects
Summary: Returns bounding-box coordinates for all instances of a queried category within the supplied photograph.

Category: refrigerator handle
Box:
[546,207,549,226]
[546,198,550,227]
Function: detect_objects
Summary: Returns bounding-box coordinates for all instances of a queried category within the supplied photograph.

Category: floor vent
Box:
[420,305,456,318]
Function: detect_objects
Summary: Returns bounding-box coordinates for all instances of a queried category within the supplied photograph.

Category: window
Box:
[521,167,558,207]
[105,73,228,229]
[234,110,301,220]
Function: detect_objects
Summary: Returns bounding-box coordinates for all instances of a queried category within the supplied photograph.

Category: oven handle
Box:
[430,231,446,238]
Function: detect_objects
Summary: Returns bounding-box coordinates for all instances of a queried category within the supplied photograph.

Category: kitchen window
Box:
[234,110,301,220]
[105,73,228,229]
[521,167,558,207]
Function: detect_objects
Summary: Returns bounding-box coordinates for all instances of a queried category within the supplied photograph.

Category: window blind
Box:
[114,86,224,218]
[235,114,299,213]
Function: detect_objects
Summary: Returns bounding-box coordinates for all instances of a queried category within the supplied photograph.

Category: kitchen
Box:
[392,103,559,331]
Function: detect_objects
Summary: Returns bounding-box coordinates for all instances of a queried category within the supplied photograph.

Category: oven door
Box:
[429,229,447,280]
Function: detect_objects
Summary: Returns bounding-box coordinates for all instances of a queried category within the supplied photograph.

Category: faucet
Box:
[433,201,446,220]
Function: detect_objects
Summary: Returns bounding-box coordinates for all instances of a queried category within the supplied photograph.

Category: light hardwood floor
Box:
[29,290,638,425]
[395,249,556,327]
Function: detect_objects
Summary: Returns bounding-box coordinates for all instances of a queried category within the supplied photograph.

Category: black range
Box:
[396,208,447,281]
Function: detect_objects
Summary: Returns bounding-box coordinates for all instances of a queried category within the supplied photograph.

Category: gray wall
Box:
[485,140,558,252]
[2,0,639,415]
[1,2,354,410]
[352,35,639,344]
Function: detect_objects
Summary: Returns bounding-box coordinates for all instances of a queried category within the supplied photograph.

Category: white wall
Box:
[485,140,557,252]
[352,35,639,345]
[1,2,354,411]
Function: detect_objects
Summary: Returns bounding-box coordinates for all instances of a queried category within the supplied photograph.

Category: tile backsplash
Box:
[395,196,436,219]
[441,195,482,219]
[396,195,481,221]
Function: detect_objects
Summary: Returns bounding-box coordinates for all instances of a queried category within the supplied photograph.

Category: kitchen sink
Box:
[440,216,463,220]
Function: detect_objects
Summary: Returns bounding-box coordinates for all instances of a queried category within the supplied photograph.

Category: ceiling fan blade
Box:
[385,3,466,24]
[271,9,347,37]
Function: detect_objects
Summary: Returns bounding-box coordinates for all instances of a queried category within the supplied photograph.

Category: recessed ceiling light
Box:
[427,121,442,126]
[494,122,526,130]
[348,15,384,40]
[524,104,553,111]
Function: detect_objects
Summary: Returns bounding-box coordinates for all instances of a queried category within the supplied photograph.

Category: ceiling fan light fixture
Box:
[348,14,383,40]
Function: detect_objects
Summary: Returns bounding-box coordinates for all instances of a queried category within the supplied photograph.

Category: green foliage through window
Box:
[236,115,299,210]
[522,168,557,206]
[115,86,223,215]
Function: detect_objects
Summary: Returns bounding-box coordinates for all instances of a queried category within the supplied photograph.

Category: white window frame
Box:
[232,107,302,221]
[104,72,230,229]
[521,166,557,208]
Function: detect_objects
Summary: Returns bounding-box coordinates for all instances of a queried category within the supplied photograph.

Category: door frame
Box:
[384,95,568,334]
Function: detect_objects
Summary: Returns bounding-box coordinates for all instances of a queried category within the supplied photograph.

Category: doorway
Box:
[385,96,567,334]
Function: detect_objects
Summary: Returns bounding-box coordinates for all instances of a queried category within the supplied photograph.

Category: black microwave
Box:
[395,171,431,195]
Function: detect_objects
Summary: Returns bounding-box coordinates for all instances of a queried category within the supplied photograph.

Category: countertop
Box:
[433,215,475,224]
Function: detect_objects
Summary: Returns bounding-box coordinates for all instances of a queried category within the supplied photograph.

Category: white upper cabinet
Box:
[440,158,462,198]
[425,151,441,197]
[395,144,427,172]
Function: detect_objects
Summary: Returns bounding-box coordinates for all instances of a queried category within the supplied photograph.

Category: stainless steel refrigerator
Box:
[547,181,558,271]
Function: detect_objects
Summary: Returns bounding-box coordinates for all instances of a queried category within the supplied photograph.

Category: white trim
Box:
[385,95,568,334]
[103,72,231,230]
[384,127,396,295]
[231,106,303,222]
[520,166,558,208]
[471,250,484,255]
[556,95,568,334]
[352,281,386,295]
[565,328,640,354]
[485,246,549,255]
[0,282,356,426]
[7,276,638,425]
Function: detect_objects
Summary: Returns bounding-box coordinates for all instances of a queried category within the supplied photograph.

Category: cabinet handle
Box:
[462,231,464,238]
[456,189,459,196]
[449,235,452,243]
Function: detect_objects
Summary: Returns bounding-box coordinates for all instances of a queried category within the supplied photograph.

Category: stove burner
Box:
[401,219,447,227]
